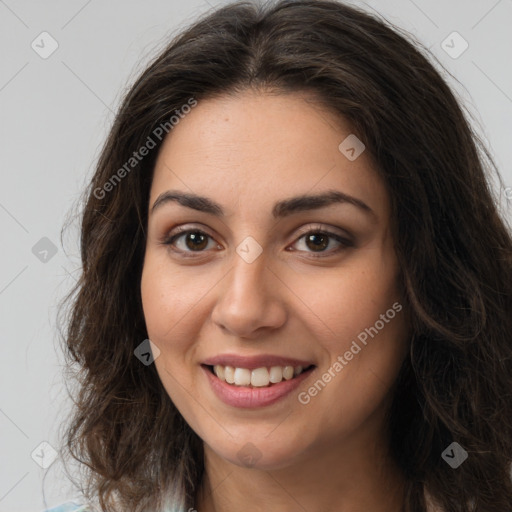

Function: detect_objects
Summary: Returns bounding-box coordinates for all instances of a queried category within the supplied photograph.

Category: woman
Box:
[54,0,512,511]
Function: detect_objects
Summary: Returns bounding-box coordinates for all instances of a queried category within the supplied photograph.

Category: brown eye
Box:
[182,231,209,251]
[291,229,354,257]
[304,233,330,252]
[164,229,217,254]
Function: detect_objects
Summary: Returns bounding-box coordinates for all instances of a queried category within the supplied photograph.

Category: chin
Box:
[205,431,308,471]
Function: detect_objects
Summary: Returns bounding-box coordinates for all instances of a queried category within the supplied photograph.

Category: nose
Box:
[210,248,287,339]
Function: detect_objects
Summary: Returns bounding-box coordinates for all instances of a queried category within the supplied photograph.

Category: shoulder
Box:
[43,502,90,512]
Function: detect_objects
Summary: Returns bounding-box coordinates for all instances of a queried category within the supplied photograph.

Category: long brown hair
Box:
[59,1,512,510]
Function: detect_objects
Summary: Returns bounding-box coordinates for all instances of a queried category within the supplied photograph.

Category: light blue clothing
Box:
[43,501,188,512]
[43,502,89,512]
[43,499,189,512]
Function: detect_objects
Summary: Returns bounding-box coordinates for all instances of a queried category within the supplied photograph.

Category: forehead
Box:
[149,90,389,220]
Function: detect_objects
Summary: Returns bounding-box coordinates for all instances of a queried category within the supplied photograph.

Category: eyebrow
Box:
[150,189,375,219]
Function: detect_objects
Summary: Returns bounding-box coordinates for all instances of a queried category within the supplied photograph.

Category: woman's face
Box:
[141,90,409,470]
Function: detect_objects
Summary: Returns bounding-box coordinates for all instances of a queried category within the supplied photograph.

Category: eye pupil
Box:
[306,233,329,251]
[186,232,208,250]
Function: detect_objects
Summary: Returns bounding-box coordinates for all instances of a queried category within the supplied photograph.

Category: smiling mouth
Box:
[204,364,316,388]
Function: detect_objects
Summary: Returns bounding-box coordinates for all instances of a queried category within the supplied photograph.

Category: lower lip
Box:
[202,365,315,408]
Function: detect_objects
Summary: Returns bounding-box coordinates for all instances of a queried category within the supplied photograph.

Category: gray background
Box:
[0,0,511,510]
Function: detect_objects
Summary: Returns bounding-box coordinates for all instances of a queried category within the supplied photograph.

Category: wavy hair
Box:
[59,1,512,510]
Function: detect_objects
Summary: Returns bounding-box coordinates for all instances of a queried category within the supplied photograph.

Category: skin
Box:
[140,89,410,512]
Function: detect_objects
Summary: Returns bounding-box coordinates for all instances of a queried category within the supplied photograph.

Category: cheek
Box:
[292,251,402,341]
[140,265,216,439]
[300,287,407,442]
[296,248,407,399]
[140,253,206,346]
[140,270,192,387]
[140,258,201,407]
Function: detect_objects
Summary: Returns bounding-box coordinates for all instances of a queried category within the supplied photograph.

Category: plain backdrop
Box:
[0,0,511,510]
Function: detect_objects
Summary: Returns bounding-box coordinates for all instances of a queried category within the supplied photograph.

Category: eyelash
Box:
[161,225,354,259]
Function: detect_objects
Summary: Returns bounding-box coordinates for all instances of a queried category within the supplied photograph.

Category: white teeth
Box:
[212,364,309,387]
[269,366,283,383]
[251,367,270,387]
[224,365,235,384]
[214,365,225,380]
[282,366,294,380]
[234,368,251,386]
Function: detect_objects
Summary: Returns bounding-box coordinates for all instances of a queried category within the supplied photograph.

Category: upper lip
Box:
[202,354,315,370]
